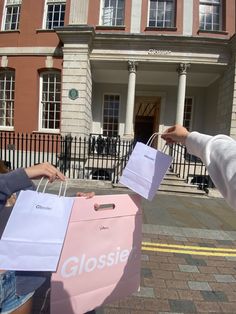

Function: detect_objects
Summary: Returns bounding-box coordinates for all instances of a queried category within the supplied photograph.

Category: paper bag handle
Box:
[146,133,169,153]
[36,178,68,196]
[146,132,161,146]
[94,203,115,211]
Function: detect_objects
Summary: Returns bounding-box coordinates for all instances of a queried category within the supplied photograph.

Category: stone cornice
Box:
[89,32,231,65]
[56,25,95,48]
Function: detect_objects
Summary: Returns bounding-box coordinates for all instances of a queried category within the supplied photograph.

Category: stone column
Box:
[176,63,190,125]
[56,26,94,138]
[124,60,138,137]
[69,0,89,24]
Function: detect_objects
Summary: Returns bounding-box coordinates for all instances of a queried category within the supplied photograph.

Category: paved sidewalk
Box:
[32,225,236,314]
[31,184,236,313]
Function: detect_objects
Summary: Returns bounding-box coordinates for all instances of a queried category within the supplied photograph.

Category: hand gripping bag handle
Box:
[146,133,168,153]
[36,177,68,196]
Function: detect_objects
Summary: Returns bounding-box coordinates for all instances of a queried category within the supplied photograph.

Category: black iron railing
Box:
[167,143,214,192]
[0,132,214,190]
[0,132,134,183]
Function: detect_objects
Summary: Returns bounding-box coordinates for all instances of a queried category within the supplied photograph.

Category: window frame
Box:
[0,69,15,131]
[42,0,66,30]
[147,0,176,29]
[199,0,222,32]
[99,0,125,27]
[38,70,61,133]
[1,0,21,31]
[183,97,194,131]
[102,93,120,137]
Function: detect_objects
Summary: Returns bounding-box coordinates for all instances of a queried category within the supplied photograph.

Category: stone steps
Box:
[113,172,207,196]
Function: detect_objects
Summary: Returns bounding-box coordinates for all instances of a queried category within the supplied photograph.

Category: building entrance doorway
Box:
[134,96,160,146]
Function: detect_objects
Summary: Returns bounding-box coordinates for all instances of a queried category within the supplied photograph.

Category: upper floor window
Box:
[39,71,61,131]
[148,0,175,28]
[103,94,119,137]
[0,70,15,128]
[100,0,125,26]
[43,0,66,30]
[2,0,21,31]
[199,0,221,31]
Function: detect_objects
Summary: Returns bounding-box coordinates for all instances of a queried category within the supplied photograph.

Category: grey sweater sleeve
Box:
[0,168,34,209]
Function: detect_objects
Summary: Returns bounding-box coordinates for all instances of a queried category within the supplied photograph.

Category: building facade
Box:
[0,0,236,148]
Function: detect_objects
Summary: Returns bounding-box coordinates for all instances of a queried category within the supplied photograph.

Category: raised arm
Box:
[162,125,236,210]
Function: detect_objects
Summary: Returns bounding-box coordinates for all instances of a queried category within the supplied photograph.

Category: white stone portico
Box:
[56,25,236,146]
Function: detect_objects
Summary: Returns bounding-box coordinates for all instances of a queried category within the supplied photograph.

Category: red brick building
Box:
[0,0,236,146]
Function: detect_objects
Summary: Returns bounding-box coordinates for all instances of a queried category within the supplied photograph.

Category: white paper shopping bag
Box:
[119,134,173,201]
[0,182,74,271]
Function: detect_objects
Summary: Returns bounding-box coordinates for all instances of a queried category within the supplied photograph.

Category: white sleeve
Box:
[186,132,236,210]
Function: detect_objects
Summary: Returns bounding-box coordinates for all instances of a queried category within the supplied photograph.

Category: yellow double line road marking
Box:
[141,242,236,257]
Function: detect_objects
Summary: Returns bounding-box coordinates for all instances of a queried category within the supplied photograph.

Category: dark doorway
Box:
[134,96,160,146]
[134,116,154,143]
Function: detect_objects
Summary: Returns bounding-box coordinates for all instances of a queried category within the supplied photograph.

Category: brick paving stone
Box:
[166,280,189,290]
[197,266,218,274]
[217,266,236,275]
[141,254,150,261]
[214,274,236,283]
[206,259,236,267]
[142,298,170,311]
[184,256,207,266]
[173,271,194,281]
[191,273,216,282]
[188,281,212,291]
[218,301,236,313]
[141,267,153,278]
[149,255,169,263]
[152,269,174,280]
[178,265,199,273]
[155,288,179,300]
[152,278,167,288]
[133,287,155,298]
[143,277,156,287]
[177,290,204,301]
[167,256,187,264]
[224,290,236,302]
[209,281,236,292]
[194,300,222,312]
[159,263,180,271]
[225,256,236,261]
[200,290,228,302]
[169,299,197,313]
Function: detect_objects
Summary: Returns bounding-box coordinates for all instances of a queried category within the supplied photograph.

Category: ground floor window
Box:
[102,94,120,137]
[39,71,61,131]
[0,69,15,128]
[183,97,193,130]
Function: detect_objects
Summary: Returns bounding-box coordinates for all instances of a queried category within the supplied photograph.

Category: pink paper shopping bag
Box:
[51,194,142,314]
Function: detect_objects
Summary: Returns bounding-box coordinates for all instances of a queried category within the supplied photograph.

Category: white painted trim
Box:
[38,71,61,133]
[0,47,61,55]
[183,0,193,36]
[38,74,43,131]
[42,0,48,29]
[1,0,7,31]
[99,0,104,25]
[0,126,14,131]
[130,0,142,33]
